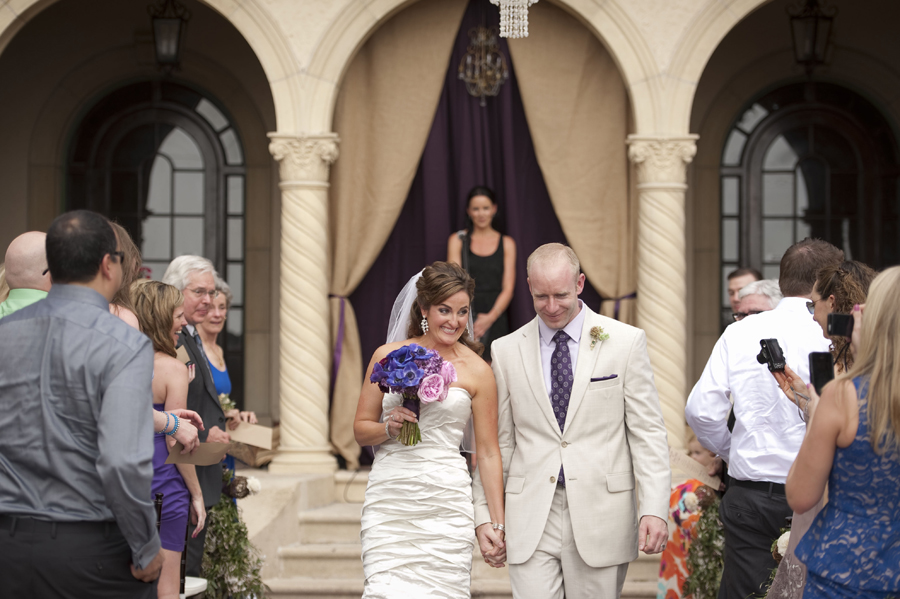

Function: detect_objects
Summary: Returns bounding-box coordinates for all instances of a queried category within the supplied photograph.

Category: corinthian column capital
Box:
[627,135,698,186]
[268,132,340,184]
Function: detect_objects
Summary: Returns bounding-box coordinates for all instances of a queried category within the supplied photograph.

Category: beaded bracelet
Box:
[165,414,180,437]
[162,412,171,434]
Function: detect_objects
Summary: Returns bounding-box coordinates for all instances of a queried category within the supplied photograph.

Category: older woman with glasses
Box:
[197,277,257,428]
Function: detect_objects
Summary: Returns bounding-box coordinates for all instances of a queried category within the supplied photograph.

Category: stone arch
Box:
[303,0,661,133]
[0,0,301,132]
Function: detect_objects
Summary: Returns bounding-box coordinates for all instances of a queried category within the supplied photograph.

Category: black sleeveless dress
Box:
[466,234,509,362]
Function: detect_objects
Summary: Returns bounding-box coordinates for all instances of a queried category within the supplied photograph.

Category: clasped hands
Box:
[475,523,506,568]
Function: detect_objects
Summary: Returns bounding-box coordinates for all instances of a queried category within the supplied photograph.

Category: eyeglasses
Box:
[109,251,125,263]
[732,310,763,322]
[188,288,219,299]
[806,299,823,314]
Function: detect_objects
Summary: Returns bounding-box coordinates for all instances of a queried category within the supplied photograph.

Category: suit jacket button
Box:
[561,441,568,448]
[550,476,556,483]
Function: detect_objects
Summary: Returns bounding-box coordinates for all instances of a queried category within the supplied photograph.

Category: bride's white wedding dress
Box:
[360,387,476,599]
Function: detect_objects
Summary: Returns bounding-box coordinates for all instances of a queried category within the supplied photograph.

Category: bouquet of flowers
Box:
[370,343,457,446]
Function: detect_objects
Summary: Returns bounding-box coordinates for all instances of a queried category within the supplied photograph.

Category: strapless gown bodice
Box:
[360,387,476,599]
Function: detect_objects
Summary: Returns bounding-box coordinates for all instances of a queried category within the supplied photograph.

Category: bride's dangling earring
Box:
[420,316,429,333]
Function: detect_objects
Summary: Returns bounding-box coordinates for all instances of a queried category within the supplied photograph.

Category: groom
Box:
[472,243,670,599]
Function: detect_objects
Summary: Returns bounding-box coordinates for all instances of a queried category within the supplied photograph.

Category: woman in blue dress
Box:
[786,266,900,599]
[197,279,257,434]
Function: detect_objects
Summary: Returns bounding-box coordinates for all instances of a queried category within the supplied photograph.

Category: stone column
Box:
[627,135,698,450]
[267,132,340,474]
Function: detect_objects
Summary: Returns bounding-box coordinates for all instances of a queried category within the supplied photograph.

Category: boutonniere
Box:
[590,326,609,349]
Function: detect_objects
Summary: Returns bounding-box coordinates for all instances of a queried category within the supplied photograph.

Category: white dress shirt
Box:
[537,300,587,397]
[685,297,831,483]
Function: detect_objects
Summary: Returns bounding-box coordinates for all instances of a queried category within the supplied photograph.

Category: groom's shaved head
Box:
[527,243,580,282]
[5,231,50,292]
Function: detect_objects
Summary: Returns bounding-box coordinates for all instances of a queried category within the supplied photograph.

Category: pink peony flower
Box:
[418,374,445,404]
[439,361,458,401]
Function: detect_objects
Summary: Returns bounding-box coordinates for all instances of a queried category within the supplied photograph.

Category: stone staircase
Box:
[238,469,659,599]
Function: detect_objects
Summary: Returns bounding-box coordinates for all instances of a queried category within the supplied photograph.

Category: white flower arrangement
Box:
[246,476,262,495]
[684,491,699,513]
[776,530,790,559]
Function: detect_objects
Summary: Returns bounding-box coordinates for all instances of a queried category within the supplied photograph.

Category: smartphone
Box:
[809,352,834,395]
[827,313,854,338]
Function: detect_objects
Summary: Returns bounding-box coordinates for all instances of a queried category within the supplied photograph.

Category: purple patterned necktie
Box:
[551,330,573,486]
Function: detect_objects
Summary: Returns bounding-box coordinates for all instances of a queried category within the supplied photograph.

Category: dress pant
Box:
[509,486,628,599]
[717,482,793,599]
[185,519,208,577]
[0,515,156,599]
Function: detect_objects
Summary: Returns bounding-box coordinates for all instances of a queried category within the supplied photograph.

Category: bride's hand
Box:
[385,406,418,438]
[475,523,506,568]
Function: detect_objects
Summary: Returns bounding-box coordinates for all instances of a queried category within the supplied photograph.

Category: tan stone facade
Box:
[1,0,897,470]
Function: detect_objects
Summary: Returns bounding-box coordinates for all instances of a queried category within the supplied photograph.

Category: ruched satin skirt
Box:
[360,444,475,599]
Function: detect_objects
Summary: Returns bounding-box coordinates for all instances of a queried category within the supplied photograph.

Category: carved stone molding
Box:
[268,132,340,183]
[627,135,698,185]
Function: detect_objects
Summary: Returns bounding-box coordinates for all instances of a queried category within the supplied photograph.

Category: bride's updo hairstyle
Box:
[408,261,484,356]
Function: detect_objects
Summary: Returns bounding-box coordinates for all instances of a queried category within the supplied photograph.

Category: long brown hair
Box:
[110,222,143,312]
[130,279,183,358]
[407,261,484,356]
[841,266,900,456]
[816,260,876,372]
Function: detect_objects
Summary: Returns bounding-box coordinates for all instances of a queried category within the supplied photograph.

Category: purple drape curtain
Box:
[350,0,602,375]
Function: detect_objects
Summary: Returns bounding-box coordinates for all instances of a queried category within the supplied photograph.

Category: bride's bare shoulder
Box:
[370,338,419,363]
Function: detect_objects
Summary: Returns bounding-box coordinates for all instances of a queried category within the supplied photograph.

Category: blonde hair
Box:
[526,243,580,281]
[841,266,900,456]
[130,279,183,358]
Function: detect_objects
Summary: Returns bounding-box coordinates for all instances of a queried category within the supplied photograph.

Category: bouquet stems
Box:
[399,394,421,446]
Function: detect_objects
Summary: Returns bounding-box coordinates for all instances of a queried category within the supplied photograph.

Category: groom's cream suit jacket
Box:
[473,306,671,568]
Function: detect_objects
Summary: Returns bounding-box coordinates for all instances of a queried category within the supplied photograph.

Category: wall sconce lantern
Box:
[149,0,191,69]
[788,0,837,76]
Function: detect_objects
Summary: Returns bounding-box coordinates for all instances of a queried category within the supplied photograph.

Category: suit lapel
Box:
[519,318,563,436]
[564,309,604,430]
[181,331,221,404]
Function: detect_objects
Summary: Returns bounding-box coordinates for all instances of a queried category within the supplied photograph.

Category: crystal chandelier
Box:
[490,0,538,38]
[458,27,510,107]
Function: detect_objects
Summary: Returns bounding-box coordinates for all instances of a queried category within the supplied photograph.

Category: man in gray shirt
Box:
[0,210,163,597]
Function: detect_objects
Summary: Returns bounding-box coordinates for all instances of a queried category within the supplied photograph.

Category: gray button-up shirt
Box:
[0,284,160,568]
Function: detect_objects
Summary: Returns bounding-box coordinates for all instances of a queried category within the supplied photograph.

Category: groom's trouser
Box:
[509,486,628,599]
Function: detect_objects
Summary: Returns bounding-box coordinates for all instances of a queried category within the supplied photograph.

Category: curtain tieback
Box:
[329,295,347,402]
[602,291,637,321]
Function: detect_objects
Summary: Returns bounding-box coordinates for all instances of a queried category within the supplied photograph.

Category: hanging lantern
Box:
[788,0,837,76]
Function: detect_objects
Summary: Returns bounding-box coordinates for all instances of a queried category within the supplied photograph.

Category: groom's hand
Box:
[638,515,668,555]
[475,523,507,568]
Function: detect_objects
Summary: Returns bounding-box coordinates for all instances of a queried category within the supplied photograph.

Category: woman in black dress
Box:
[447,186,516,362]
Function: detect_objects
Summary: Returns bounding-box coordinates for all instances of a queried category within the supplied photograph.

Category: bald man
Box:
[0,232,51,318]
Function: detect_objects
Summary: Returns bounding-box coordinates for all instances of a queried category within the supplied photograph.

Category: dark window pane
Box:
[174,172,204,214]
[146,156,172,215]
[112,125,157,168]
[763,173,794,216]
[220,129,243,165]
[226,263,243,306]
[159,127,203,169]
[173,217,204,257]
[227,176,244,214]
[195,99,229,132]
[109,171,140,215]
[763,219,794,263]
[813,126,856,171]
[141,216,171,260]
[722,218,739,262]
[722,130,747,166]
[722,176,739,215]
[227,218,243,260]
[764,135,799,170]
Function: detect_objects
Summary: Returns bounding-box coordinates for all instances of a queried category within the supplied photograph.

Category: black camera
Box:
[756,338,786,372]
[827,313,854,338]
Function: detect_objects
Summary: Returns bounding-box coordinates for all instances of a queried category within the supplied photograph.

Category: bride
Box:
[354,261,507,598]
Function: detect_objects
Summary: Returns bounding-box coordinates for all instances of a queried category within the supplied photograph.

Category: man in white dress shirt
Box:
[686,238,843,598]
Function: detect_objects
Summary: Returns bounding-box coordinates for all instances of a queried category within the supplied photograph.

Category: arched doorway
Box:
[718,81,900,324]
[67,80,247,406]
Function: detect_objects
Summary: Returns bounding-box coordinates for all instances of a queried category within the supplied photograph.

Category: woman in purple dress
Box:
[132,279,206,599]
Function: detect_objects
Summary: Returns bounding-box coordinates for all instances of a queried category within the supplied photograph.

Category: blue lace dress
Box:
[794,377,900,599]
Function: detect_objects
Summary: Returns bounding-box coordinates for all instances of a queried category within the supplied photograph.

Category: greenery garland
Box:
[683,487,725,599]
[201,468,267,599]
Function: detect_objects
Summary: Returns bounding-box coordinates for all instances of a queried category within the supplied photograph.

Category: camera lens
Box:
[756,348,768,365]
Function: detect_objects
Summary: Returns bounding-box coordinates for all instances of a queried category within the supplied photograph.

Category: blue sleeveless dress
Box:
[794,377,900,598]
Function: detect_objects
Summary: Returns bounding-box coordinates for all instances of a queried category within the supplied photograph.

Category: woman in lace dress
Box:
[353,262,506,599]
[769,261,875,597]
[785,266,900,599]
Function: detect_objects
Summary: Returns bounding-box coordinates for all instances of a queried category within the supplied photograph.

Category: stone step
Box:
[627,552,661,582]
[333,468,369,503]
[297,502,363,544]
[264,577,657,599]
[278,543,364,579]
